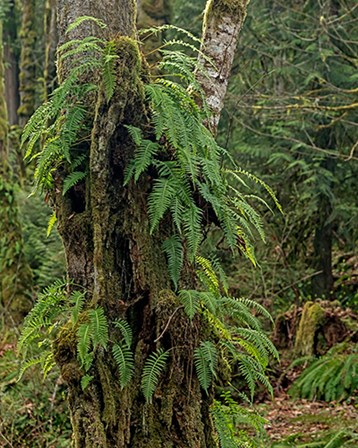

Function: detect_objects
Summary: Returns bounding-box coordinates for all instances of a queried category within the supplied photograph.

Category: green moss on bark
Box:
[294,301,325,356]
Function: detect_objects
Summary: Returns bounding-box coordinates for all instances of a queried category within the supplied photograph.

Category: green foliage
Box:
[194,341,217,394]
[125,35,280,286]
[21,17,117,194]
[141,348,170,403]
[162,235,184,290]
[211,391,266,448]
[289,344,358,402]
[112,343,134,389]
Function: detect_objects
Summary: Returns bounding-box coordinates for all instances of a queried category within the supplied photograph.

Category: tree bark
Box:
[197,0,250,133]
[51,0,249,446]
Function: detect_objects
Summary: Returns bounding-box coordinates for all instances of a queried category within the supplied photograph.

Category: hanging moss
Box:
[294,301,325,357]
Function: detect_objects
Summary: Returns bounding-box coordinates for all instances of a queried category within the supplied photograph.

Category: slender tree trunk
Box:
[52,0,249,446]
[0,21,32,324]
[18,0,37,127]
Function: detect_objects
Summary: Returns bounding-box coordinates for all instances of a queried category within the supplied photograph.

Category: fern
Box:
[178,290,201,319]
[141,348,169,403]
[289,344,358,401]
[211,392,266,448]
[62,171,87,195]
[113,318,133,348]
[77,323,93,371]
[88,307,109,349]
[112,343,135,389]
[194,341,217,394]
[162,235,183,289]
[81,374,94,391]
[71,290,86,325]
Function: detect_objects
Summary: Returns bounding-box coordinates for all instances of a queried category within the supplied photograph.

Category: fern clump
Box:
[211,391,266,448]
[21,16,118,194]
[289,344,358,402]
[124,35,281,288]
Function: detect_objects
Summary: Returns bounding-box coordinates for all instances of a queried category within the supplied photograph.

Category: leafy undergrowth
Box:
[0,339,71,447]
[258,393,358,447]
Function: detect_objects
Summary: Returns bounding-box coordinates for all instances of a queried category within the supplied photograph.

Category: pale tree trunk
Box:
[197,0,250,133]
[52,0,249,446]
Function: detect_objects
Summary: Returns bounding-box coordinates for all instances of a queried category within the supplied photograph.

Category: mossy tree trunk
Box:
[52,0,249,446]
[18,0,37,128]
[0,20,32,324]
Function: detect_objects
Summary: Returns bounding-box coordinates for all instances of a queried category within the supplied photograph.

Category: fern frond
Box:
[63,171,87,195]
[46,211,57,237]
[148,176,179,233]
[178,290,200,320]
[141,348,169,403]
[162,235,183,290]
[77,323,93,371]
[102,40,118,101]
[65,15,106,35]
[71,290,86,325]
[113,318,133,347]
[194,341,217,394]
[88,307,109,349]
[112,343,134,389]
[81,374,93,390]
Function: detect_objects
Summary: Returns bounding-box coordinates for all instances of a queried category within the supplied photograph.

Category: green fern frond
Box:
[46,211,57,237]
[113,318,133,347]
[194,341,217,394]
[112,343,135,389]
[65,15,106,35]
[81,374,94,391]
[178,290,201,320]
[71,290,86,325]
[102,40,118,101]
[148,176,179,233]
[141,348,169,403]
[88,307,109,349]
[77,323,93,371]
[196,256,219,295]
[162,235,183,290]
[63,171,87,195]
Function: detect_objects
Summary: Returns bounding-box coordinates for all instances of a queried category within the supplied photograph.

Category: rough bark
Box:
[197,0,250,133]
[51,0,248,446]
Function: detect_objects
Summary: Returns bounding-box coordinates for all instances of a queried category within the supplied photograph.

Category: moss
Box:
[294,301,325,356]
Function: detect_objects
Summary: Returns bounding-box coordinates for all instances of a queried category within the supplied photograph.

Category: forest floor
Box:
[259,393,358,447]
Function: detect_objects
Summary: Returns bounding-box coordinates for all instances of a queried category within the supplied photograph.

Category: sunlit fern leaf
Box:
[71,290,86,325]
[196,256,219,296]
[141,348,169,403]
[18,280,66,352]
[46,211,57,237]
[88,307,109,349]
[138,24,201,44]
[162,235,183,290]
[17,350,53,381]
[112,343,135,389]
[113,318,133,348]
[77,323,92,370]
[81,374,93,391]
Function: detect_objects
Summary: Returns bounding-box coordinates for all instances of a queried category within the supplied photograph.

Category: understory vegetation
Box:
[0,0,357,447]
